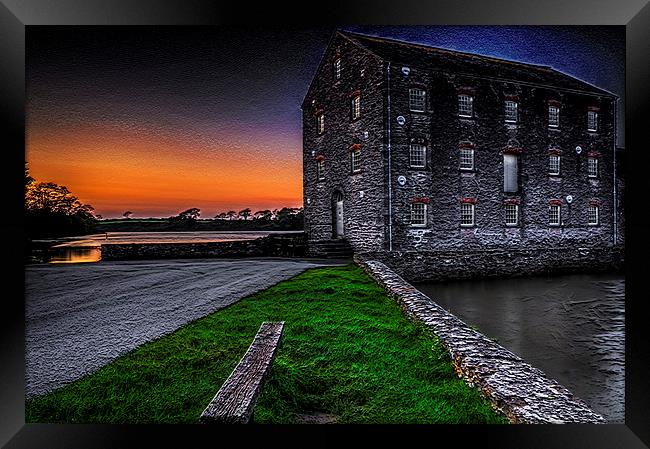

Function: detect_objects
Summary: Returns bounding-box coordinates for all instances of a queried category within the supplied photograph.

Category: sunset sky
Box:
[26,26,624,218]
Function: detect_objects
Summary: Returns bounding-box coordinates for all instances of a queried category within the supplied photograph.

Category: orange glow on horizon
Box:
[26,121,303,218]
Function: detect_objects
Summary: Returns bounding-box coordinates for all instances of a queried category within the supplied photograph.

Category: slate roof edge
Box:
[338,29,617,99]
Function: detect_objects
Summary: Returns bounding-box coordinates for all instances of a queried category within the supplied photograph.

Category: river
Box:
[40,231,302,263]
[415,273,625,423]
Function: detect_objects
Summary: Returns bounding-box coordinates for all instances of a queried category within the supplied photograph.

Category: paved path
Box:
[25,258,346,399]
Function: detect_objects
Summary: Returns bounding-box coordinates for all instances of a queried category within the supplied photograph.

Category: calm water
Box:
[415,273,625,423]
[43,231,299,263]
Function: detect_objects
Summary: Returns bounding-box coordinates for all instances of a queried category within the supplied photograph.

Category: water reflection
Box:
[42,231,294,264]
[415,273,625,423]
[48,246,101,263]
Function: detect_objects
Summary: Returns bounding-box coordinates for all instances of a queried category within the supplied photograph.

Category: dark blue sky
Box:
[27,26,624,217]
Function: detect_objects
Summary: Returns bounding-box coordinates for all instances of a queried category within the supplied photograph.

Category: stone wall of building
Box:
[101,234,305,261]
[387,64,617,252]
[302,34,387,256]
[357,245,624,283]
[303,32,621,274]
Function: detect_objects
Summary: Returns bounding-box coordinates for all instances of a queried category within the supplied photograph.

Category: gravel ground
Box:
[25,258,344,399]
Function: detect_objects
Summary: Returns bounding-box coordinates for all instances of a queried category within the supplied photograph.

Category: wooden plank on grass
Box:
[199,321,285,424]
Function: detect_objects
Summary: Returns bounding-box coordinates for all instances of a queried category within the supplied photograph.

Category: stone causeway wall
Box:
[360,259,604,423]
[101,234,305,261]
[358,245,623,283]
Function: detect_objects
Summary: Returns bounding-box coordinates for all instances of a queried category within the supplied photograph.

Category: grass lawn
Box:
[26,264,507,424]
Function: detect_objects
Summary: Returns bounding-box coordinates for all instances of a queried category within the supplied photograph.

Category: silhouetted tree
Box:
[25,179,98,238]
[123,211,133,219]
[177,208,201,220]
[25,163,34,186]
[226,210,237,220]
[254,209,272,221]
[238,208,252,220]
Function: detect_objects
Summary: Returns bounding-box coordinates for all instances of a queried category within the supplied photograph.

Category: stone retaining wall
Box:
[101,234,305,261]
[357,245,623,282]
[359,259,604,423]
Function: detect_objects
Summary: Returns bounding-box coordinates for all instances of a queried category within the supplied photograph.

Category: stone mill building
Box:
[302,30,624,281]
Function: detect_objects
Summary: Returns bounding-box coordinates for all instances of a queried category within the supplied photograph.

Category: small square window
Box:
[334,58,341,80]
[458,94,473,117]
[505,100,518,123]
[409,144,426,168]
[460,148,474,170]
[411,202,426,226]
[317,160,325,181]
[549,155,561,176]
[351,95,361,120]
[549,204,561,226]
[461,203,475,226]
[505,204,519,226]
[587,111,598,132]
[588,205,599,225]
[317,114,325,135]
[549,105,560,127]
[588,157,599,178]
[409,88,426,112]
[351,149,361,173]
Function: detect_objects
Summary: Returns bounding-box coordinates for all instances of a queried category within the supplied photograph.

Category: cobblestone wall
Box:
[360,259,604,424]
[101,234,305,261]
[358,246,623,282]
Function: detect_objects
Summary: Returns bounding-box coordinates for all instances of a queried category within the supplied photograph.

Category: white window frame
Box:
[351,95,361,120]
[548,105,560,128]
[410,202,427,227]
[317,114,325,135]
[549,204,561,226]
[549,155,561,176]
[459,148,474,170]
[505,100,518,123]
[587,110,598,132]
[460,203,475,227]
[351,149,361,173]
[317,160,325,181]
[505,204,519,226]
[458,94,473,117]
[588,157,599,178]
[588,205,600,226]
[409,88,426,112]
[334,58,341,80]
[409,144,426,168]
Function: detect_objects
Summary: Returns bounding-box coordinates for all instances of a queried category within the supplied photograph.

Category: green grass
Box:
[26,264,507,424]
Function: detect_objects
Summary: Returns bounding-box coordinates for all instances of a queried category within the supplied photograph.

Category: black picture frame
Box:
[2,1,648,447]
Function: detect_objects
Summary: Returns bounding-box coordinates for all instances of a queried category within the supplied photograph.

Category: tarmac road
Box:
[25,258,346,399]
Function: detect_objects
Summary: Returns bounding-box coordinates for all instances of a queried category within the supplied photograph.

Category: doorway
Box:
[332,191,344,239]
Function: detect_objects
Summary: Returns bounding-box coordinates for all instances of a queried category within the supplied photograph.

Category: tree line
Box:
[25,164,98,239]
[162,207,303,230]
[25,163,304,237]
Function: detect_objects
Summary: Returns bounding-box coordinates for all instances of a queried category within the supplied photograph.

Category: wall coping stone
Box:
[359,260,604,424]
